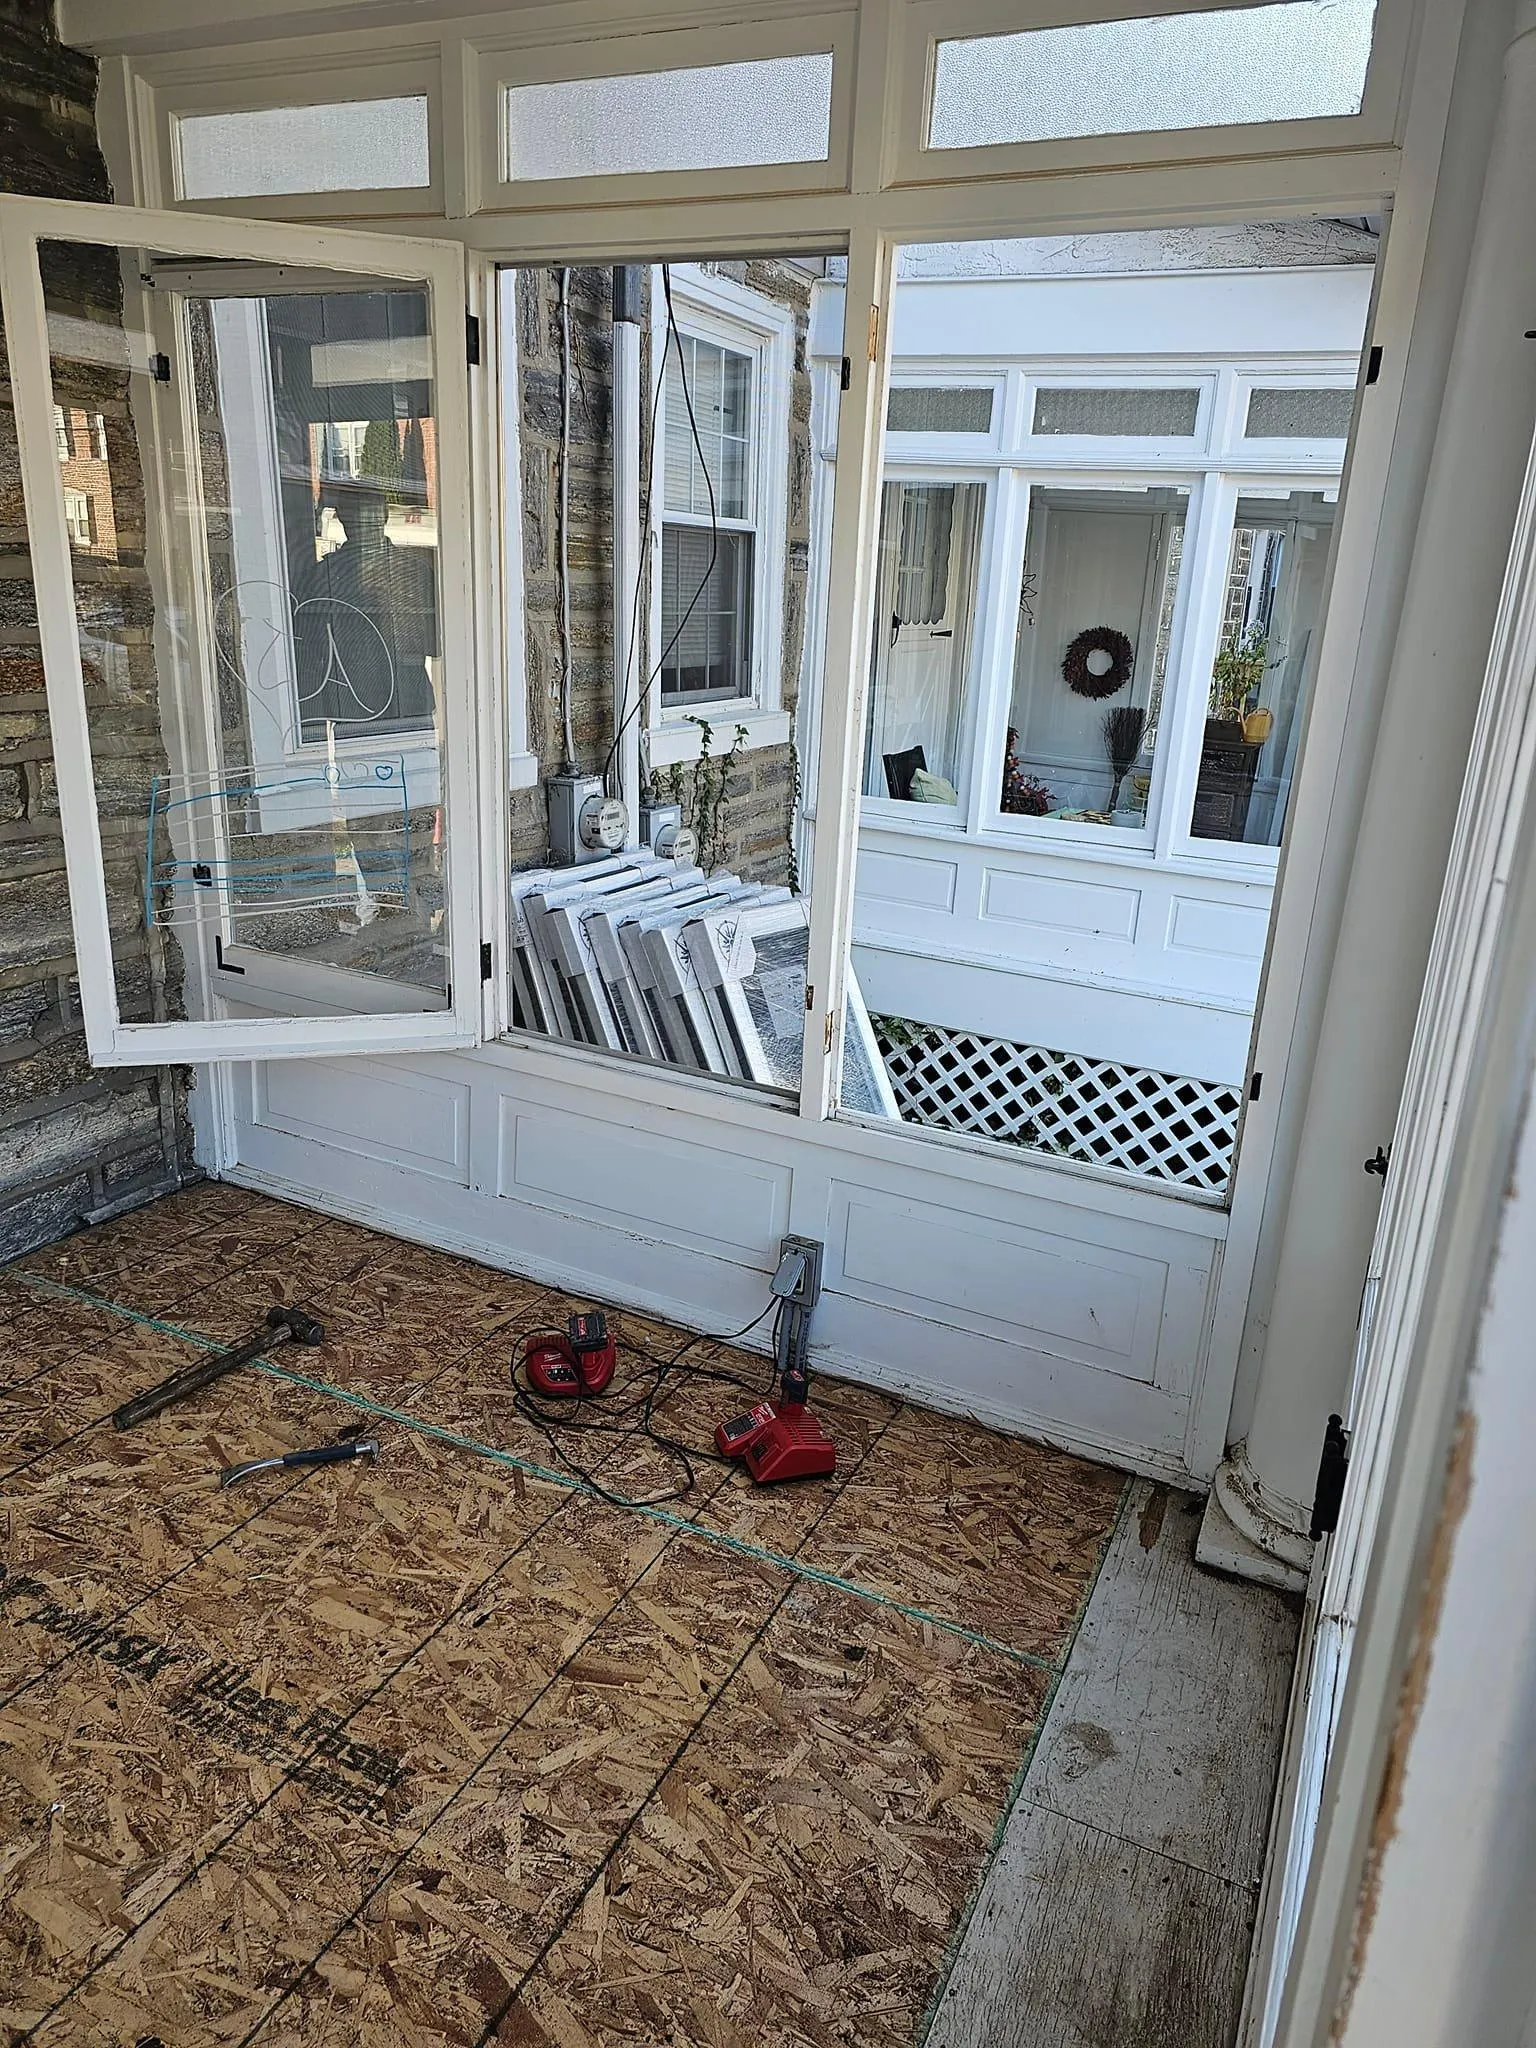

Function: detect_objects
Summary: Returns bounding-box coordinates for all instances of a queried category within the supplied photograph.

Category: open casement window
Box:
[0,195,480,1066]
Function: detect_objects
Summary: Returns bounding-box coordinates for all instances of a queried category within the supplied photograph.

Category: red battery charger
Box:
[524,1309,616,1399]
[714,1366,835,1483]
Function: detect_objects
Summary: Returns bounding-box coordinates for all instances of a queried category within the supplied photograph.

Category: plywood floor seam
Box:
[0,1183,1128,2046]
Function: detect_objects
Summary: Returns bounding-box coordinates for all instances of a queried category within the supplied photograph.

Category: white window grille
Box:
[872,1017,1242,1193]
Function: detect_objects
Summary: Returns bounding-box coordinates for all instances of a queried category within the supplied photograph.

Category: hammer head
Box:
[265,1303,326,1345]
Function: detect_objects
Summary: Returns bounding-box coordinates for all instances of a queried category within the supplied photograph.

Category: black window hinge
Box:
[840,356,851,392]
[1364,1144,1391,1181]
[1365,344,1383,386]
[149,352,171,383]
[480,940,493,981]
[466,313,481,366]
[1310,1413,1351,1539]
[1249,1069,1263,1102]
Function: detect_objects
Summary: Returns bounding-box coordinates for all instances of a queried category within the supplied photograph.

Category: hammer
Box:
[112,1303,325,1431]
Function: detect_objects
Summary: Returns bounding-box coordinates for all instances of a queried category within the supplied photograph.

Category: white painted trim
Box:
[0,192,485,1066]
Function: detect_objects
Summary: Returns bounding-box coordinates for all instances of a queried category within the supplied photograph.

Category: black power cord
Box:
[603,263,724,801]
[508,1298,782,1508]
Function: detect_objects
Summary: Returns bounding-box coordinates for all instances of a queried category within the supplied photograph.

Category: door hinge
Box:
[840,355,852,392]
[866,306,879,363]
[466,313,481,366]
[1248,1069,1263,1101]
[1365,343,1383,386]
[824,1012,835,1054]
[149,352,171,383]
[480,940,493,981]
[1310,1413,1351,1540]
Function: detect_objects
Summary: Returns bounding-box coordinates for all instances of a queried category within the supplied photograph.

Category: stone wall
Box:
[0,0,190,1259]
[508,260,811,888]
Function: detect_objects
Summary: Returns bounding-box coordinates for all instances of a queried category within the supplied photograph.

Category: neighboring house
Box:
[810,227,1372,1183]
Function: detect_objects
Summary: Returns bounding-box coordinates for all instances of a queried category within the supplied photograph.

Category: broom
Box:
[1102,705,1146,814]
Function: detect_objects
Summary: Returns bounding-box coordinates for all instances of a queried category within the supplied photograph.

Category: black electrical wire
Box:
[508,1297,780,1509]
[603,262,723,800]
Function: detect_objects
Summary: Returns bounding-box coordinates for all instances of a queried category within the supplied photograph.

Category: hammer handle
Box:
[112,1318,307,1432]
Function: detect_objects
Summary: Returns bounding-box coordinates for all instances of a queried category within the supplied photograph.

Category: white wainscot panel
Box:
[499,1101,791,1266]
[982,866,1140,941]
[1167,895,1271,961]
[251,1058,470,1185]
[831,1183,1167,1384]
[858,847,959,912]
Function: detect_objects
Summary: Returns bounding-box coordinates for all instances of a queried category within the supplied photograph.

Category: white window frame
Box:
[131,51,446,219]
[645,266,795,767]
[0,191,483,1067]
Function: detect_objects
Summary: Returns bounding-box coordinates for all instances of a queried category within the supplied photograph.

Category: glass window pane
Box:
[1192,490,1335,846]
[863,481,984,800]
[886,386,994,434]
[500,257,855,1110]
[928,0,1377,151]
[503,55,833,181]
[1033,386,1200,437]
[1006,487,1189,831]
[42,240,452,1031]
[660,526,754,704]
[1245,385,1354,438]
[664,334,752,520]
[174,98,430,200]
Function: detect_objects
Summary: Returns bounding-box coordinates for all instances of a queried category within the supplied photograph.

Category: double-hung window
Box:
[660,330,754,706]
[651,270,792,739]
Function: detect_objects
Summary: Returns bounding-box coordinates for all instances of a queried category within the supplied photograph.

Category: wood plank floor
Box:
[924,1482,1301,2048]
[0,1183,1128,2047]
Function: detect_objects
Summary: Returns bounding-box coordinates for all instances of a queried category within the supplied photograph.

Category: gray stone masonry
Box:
[0,1,190,1259]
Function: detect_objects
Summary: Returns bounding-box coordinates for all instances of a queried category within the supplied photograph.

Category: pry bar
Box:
[112,1303,325,1431]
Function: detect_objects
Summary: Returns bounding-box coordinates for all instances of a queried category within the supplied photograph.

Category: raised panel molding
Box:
[252,1059,470,1184]
[857,848,960,911]
[1167,895,1270,960]
[830,1182,1167,1384]
[498,1100,791,1265]
[982,867,1141,941]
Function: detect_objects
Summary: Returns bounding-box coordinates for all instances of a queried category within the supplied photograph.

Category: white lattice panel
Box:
[872,1018,1241,1193]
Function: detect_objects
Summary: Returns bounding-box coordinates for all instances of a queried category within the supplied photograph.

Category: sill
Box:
[647,707,791,767]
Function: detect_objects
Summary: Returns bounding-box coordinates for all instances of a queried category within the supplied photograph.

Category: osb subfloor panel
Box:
[0,1184,1129,2048]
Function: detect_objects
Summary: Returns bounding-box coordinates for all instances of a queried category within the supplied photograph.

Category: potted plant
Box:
[1195,627,1269,841]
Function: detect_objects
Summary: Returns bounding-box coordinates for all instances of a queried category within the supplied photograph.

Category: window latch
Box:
[1364,1144,1390,1180]
[1310,1413,1350,1540]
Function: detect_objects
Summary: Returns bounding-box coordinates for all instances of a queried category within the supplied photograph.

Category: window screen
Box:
[886,386,995,434]
[1245,386,1354,438]
[174,98,431,200]
[1033,387,1200,437]
[503,55,834,181]
[928,0,1377,150]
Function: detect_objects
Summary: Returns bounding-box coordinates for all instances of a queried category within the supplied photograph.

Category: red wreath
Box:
[1063,626,1134,700]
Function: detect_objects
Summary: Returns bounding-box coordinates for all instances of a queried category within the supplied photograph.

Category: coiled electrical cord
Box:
[508,1299,784,1508]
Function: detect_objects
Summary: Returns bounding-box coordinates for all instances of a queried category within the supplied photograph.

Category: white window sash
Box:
[0,191,483,1067]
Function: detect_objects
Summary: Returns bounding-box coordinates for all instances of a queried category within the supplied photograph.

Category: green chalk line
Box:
[13,1271,1059,1675]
